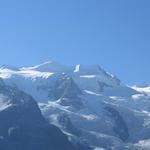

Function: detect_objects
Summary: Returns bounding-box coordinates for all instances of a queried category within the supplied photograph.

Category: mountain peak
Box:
[73,64,115,78]
[21,61,68,73]
[0,64,19,71]
[73,64,102,74]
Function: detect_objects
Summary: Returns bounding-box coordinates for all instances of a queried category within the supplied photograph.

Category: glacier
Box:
[0,61,150,150]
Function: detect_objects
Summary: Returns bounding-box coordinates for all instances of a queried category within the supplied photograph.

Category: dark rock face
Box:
[59,97,83,110]
[0,78,5,86]
[0,81,76,150]
[50,76,84,109]
[75,143,92,150]
[50,76,82,99]
[105,107,129,142]
[98,81,112,92]
[57,113,81,136]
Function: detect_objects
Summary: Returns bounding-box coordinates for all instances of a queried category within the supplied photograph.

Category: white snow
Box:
[19,70,54,79]
[80,75,96,78]
[132,86,150,95]
[8,127,17,136]
[21,61,53,70]
[1,61,150,149]
[132,94,145,100]
[0,94,12,111]
[21,61,68,73]
[0,68,54,79]
[0,61,122,102]
[135,139,150,150]
[74,64,80,72]
[84,90,101,96]
[81,114,97,121]
[0,68,15,78]
[94,148,105,150]
[42,100,71,113]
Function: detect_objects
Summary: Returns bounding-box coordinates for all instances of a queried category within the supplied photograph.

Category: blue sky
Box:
[0,0,150,85]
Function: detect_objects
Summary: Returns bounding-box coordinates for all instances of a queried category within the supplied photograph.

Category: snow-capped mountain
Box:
[0,61,149,150]
[0,61,136,101]
[0,78,80,150]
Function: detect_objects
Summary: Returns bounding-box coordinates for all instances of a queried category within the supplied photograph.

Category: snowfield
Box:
[0,61,150,150]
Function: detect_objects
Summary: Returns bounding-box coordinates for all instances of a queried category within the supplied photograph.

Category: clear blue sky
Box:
[0,0,150,85]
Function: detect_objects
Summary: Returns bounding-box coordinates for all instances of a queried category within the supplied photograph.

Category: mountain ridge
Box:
[0,61,149,150]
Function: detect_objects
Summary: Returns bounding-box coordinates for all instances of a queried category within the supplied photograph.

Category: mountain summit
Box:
[0,61,149,150]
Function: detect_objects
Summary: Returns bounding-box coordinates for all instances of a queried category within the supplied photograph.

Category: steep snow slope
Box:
[21,61,70,73]
[0,62,137,101]
[0,78,80,150]
[0,62,149,149]
[132,85,150,95]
